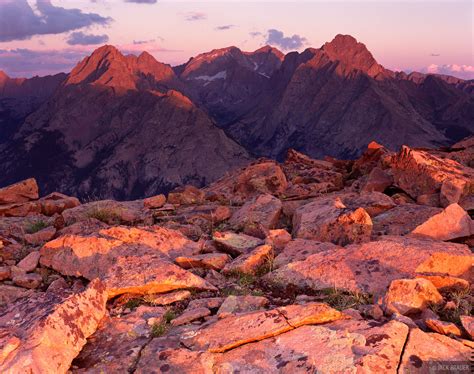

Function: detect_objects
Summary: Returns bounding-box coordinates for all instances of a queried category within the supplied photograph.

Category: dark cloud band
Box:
[0,48,90,77]
[66,32,109,46]
[216,25,236,31]
[124,0,158,4]
[0,0,111,42]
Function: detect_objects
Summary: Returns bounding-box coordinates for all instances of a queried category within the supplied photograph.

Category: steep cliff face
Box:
[222,35,472,160]
[176,45,284,126]
[0,70,66,142]
[0,47,251,199]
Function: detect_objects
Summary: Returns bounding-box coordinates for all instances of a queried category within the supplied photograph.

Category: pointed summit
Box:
[65,45,177,90]
[322,34,386,77]
[65,44,132,87]
[136,51,175,82]
[252,45,284,59]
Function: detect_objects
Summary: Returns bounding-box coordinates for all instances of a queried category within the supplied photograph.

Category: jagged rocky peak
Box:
[245,45,285,77]
[65,45,176,90]
[180,45,284,80]
[251,45,284,57]
[320,34,387,77]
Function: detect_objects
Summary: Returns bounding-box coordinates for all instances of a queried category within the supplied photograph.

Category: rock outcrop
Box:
[0,139,473,373]
[0,280,107,373]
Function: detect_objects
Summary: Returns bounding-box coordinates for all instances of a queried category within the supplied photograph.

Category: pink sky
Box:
[0,0,472,79]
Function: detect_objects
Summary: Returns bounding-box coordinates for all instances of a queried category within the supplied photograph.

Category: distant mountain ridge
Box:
[0,34,472,199]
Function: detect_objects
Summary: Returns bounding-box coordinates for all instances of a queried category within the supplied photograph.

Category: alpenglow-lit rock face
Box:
[0,139,473,373]
[1,34,472,199]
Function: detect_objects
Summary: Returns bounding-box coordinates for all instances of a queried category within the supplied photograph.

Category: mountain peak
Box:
[65,45,177,89]
[91,44,122,58]
[251,45,285,60]
[322,34,385,77]
[327,34,359,48]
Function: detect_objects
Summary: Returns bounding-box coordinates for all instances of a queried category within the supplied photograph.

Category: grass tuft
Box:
[150,322,167,338]
[86,206,121,224]
[429,287,472,325]
[25,220,49,234]
[322,287,372,311]
[163,309,176,323]
[125,298,142,310]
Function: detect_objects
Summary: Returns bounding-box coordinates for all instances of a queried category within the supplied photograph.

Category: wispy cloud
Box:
[118,42,183,55]
[422,63,474,80]
[124,0,157,4]
[133,39,155,45]
[66,32,109,46]
[216,25,236,31]
[183,12,207,21]
[0,0,111,42]
[249,31,262,38]
[265,29,307,50]
[0,48,91,77]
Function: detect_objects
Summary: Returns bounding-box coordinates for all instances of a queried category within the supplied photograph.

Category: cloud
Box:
[216,25,236,31]
[0,48,91,77]
[124,0,157,3]
[422,64,474,80]
[0,0,111,42]
[249,31,262,38]
[133,39,155,45]
[118,42,183,55]
[265,29,307,50]
[66,32,109,46]
[183,12,207,21]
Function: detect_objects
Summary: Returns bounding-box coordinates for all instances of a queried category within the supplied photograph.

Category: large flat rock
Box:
[410,203,473,241]
[0,178,39,204]
[372,204,443,236]
[214,319,408,373]
[40,227,215,298]
[72,306,165,373]
[293,196,372,245]
[399,328,472,373]
[274,239,340,268]
[390,146,474,204]
[181,302,343,353]
[265,236,473,295]
[229,193,282,234]
[62,199,153,225]
[0,279,107,374]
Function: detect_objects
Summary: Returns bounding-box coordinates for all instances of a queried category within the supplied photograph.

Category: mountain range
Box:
[0,34,472,199]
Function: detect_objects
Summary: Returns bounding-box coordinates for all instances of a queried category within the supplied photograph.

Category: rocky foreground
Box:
[0,139,473,373]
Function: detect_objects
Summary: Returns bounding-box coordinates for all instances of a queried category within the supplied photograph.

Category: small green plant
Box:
[322,287,372,311]
[251,289,265,297]
[429,288,472,325]
[150,322,167,337]
[163,309,176,323]
[86,206,121,224]
[255,250,275,276]
[25,220,49,234]
[211,221,229,235]
[125,298,141,309]
[148,309,178,338]
[220,286,243,297]
[236,272,256,287]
